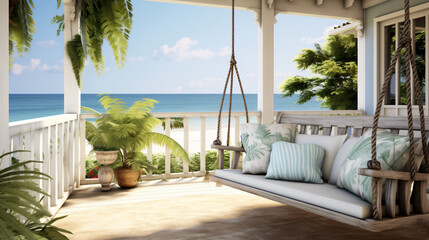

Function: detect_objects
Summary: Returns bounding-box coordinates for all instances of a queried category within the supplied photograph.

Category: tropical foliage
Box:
[0,150,71,239]
[279,34,358,110]
[67,34,86,88]
[82,94,189,171]
[9,0,36,69]
[86,150,232,178]
[51,14,64,37]
[65,0,134,88]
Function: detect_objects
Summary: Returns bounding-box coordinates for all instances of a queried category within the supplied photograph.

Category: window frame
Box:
[374,3,429,116]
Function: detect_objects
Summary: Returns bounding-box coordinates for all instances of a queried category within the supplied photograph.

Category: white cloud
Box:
[36,40,57,47]
[154,37,228,61]
[246,73,256,78]
[11,64,27,75]
[129,56,146,62]
[30,58,41,70]
[217,47,230,56]
[39,64,50,71]
[299,25,336,44]
[187,77,222,88]
[11,58,63,75]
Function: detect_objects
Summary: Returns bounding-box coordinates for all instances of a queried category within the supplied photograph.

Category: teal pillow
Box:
[337,130,423,203]
[265,141,325,183]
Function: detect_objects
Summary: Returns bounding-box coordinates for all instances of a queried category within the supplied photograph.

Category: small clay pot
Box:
[114,167,140,188]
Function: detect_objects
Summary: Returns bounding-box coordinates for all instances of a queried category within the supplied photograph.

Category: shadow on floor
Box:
[106,205,429,240]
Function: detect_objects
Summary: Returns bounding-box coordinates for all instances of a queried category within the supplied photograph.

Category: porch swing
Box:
[210,0,429,232]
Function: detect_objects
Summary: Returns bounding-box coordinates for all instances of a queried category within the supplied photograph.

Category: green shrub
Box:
[85,150,234,178]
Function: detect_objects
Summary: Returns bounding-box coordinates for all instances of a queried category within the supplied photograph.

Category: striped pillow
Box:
[265,141,325,183]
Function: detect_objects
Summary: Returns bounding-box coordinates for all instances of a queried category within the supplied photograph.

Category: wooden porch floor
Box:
[56,179,429,240]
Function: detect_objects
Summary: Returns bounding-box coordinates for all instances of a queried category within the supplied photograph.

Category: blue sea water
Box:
[9,94,324,122]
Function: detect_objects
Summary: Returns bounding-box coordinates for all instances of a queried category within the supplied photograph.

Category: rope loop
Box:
[213,0,249,147]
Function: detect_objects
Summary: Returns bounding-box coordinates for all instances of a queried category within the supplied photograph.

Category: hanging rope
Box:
[369,0,429,219]
[213,0,249,146]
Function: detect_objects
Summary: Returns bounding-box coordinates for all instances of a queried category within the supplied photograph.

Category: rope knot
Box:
[230,57,237,65]
[367,160,382,170]
[213,139,222,146]
[399,35,411,47]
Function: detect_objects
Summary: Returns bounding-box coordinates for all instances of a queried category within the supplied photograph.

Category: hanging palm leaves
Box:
[64,0,134,88]
[9,0,36,69]
[67,34,86,88]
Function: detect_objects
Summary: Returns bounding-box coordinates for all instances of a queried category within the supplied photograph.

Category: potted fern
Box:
[83,94,189,188]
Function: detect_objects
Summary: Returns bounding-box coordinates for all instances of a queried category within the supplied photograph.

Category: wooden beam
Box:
[147,0,363,21]
[362,0,389,9]
[275,0,363,21]
[316,0,324,6]
[344,0,355,8]
[146,0,260,11]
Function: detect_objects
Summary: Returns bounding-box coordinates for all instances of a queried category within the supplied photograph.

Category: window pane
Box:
[414,16,426,105]
[399,23,409,105]
[385,24,396,105]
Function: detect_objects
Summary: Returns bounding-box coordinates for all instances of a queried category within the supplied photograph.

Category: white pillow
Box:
[328,137,360,185]
[241,123,296,174]
[295,134,347,182]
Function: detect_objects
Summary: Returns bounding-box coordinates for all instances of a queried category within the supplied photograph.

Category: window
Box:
[377,6,428,116]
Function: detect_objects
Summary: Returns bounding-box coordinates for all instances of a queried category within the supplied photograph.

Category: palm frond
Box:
[66,34,86,88]
[51,14,64,36]
[142,132,190,163]
[0,152,71,239]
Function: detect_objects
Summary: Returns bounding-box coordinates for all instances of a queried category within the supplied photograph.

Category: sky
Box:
[9,0,346,94]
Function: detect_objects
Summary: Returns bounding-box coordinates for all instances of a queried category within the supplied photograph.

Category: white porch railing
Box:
[5,110,364,211]
[80,110,364,184]
[8,114,80,214]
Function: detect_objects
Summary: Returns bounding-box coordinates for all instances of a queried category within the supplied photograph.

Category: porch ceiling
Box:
[146,0,388,22]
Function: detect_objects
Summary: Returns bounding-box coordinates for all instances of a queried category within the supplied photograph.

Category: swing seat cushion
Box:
[240,123,297,174]
[337,130,424,203]
[215,169,372,219]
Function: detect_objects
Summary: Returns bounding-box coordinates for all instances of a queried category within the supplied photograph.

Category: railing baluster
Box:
[58,123,64,199]
[147,144,152,176]
[63,121,69,194]
[50,124,58,207]
[165,117,171,175]
[235,116,240,146]
[74,119,79,187]
[200,117,206,173]
[70,119,76,188]
[42,126,51,210]
[79,119,86,185]
[183,117,189,174]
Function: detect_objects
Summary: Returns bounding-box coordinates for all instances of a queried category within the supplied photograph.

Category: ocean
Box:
[9,94,324,122]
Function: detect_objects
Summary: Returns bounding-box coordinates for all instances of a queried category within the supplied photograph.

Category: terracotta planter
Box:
[95,150,119,165]
[114,167,140,188]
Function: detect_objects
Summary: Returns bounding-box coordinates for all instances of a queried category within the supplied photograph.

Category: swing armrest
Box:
[211,145,245,170]
[358,168,429,181]
[358,168,429,220]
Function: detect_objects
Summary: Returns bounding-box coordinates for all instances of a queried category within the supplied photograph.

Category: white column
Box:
[357,31,366,112]
[257,0,275,124]
[64,1,81,114]
[0,0,9,166]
